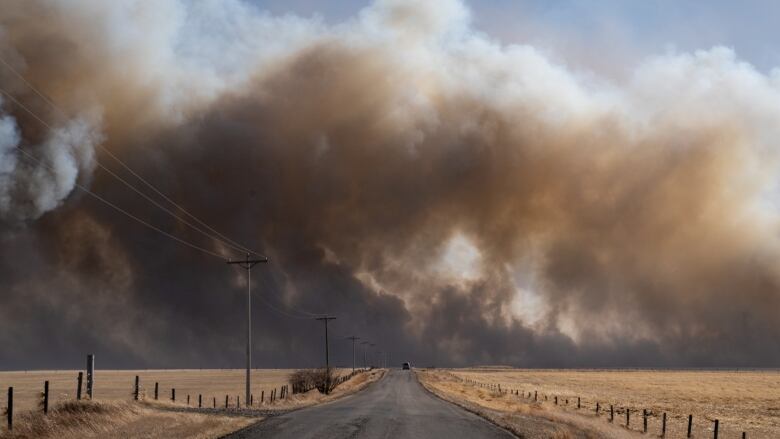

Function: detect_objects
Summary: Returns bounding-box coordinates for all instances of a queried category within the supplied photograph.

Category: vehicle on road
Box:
[402,362,411,370]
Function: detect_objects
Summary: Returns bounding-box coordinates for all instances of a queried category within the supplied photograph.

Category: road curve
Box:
[228,369,515,439]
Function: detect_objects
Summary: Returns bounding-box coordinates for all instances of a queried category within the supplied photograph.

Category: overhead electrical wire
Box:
[0,87,247,258]
[9,137,226,259]
[253,273,327,319]
[0,55,264,259]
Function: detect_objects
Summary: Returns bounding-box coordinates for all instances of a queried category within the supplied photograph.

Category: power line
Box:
[0,88,251,258]
[0,55,263,258]
[12,145,226,259]
[254,274,327,319]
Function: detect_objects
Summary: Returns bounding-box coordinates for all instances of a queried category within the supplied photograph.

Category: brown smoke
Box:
[1,0,779,368]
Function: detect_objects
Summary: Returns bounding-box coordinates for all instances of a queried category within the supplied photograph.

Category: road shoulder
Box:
[416,369,641,439]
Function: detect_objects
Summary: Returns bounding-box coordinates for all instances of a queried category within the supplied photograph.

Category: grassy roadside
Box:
[0,369,385,439]
[416,369,644,439]
[0,400,256,439]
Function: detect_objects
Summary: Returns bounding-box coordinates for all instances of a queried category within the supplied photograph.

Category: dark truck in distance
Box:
[402,362,411,370]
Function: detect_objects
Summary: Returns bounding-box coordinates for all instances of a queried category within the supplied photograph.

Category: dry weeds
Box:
[0,368,352,412]
[0,399,256,439]
[0,368,376,439]
[417,369,642,439]
[448,368,780,439]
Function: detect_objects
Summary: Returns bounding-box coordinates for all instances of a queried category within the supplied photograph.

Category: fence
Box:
[2,367,369,432]
[449,372,749,439]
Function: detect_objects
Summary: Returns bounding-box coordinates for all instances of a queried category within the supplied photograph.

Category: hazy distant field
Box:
[451,368,780,438]
[0,369,349,412]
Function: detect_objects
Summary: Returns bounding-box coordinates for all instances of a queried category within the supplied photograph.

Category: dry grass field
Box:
[0,368,380,439]
[447,368,780,438]
[0,368,351,412]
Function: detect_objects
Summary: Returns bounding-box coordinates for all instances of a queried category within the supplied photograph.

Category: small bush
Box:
[289,368,337,394]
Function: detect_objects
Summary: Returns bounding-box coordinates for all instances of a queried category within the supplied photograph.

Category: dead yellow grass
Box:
[449,368,780,439]
[418,369,636,439]
[0,399,256,439]
[264,368,386,410]
[0,368,380,439]
[0,368,351,412]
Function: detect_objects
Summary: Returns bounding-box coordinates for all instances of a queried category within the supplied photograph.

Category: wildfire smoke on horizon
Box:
[1,0,780,369]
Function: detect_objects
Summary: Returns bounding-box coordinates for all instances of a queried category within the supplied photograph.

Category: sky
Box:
[2,0,780,370]
[250,0,780,72]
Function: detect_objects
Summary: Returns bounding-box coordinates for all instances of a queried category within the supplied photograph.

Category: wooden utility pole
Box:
[227,253,268,407]
[315,316,337,394]
[346,336,359,373]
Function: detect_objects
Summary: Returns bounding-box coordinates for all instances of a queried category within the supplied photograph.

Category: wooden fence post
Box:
[86,354,95,399]
[577,397,580,409]
[713,420,719,439]
[237,396,240,407]
[596,402,600,414]
[554,396,558,405]
[610,405,614,422]
[534,391,537,401]
[225,395,228,408]
[213,396,216,408]
[154,382,159,400]
[250,394,253,406]
[261,390,264,404]
[187,394,190,405]
[199,394,202,408]
[77,372,83,400]
[643,409,647,433]
[134,376,139,401]
[43,381,49,414]
[662,413,667,437]
[688,415,693,438]
[7,387,12,431]
[626,408,630,427]
[171,388,175,402]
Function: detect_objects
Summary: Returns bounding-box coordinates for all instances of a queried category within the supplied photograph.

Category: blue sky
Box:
[248,0,780,73]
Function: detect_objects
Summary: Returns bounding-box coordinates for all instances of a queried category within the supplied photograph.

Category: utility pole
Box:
[315,316,337,394]
[227,253,268,407]
[346,336,359,373]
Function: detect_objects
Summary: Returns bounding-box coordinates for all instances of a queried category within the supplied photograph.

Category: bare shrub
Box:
[289,368,337,394]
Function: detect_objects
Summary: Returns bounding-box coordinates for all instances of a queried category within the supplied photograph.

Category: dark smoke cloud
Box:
[1,0,780,370]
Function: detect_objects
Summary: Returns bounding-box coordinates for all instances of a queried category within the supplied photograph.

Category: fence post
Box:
[237,396,240,407]
[261,390,264,404]
[171,388,175,402]
[77,371,83,400]
[199,394,202,408]
[225,395,228,408]
[187,394,190,405]
[213,397,216,408]
[610,405,614,422]
[134,376,140,401]
[688,415,693,438]
[714,420,719,439]
[577,397,580,409]
[596,402,600,414]
[662,413,667,437]
[643,409,647,433]
[534,391,537,401]
[86,354,95,399]
[626,408,630,427]
[7,387,12,431]
[43,381,49,414]
[250,394,253,406]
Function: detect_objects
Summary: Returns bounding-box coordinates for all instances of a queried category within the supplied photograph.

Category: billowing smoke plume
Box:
[1,0,780,369]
